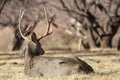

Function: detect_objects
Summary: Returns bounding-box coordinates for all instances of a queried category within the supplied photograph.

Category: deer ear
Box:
[31,32,38,43]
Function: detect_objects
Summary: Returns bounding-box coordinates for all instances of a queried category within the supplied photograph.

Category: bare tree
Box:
[0,0,119,51]
[53,0,120,50]
[0,0,48,50]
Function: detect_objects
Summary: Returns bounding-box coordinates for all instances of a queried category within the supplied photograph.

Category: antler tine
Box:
[24,22,35,36]
[19,8,30,41]
[38,7,55,41]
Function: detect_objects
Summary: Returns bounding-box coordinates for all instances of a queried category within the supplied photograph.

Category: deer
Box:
[19,7,94,77]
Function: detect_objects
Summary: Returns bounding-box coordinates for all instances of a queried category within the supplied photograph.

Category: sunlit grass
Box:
[0,51,120,80]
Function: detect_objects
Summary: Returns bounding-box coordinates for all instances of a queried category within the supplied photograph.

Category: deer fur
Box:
[19,8,94,77]
[21,38,94,77]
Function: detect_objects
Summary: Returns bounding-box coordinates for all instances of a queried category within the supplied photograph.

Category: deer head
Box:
[19,7,55,57]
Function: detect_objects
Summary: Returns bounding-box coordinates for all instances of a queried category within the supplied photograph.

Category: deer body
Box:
[19,8,94,77]
[21,41,94,77]
[25,57,93,77]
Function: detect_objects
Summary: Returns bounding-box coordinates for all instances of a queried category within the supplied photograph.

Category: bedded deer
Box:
[19,8,94,77]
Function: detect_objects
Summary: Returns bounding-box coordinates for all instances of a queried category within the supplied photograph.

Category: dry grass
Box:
[0,50,120,80]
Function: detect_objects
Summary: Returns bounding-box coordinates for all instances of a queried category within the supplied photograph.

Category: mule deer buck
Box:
[19,8,94,77]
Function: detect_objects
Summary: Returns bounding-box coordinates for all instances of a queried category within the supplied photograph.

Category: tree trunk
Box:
[77,38,82,51]
[12,28,24,50]
[87,27,98,48]
[100,35,112,48]
[118,38,120,50]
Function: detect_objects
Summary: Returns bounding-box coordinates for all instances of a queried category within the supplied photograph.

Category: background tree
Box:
[0,0,49,50]
[0,0,119,51]
[53,0,120,50]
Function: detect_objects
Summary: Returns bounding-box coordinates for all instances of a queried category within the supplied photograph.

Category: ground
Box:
[0,49,120,80]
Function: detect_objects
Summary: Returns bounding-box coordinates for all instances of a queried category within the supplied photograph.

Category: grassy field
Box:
[0,50,120,80]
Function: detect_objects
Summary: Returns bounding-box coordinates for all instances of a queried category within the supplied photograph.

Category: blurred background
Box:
[0,0,119,52]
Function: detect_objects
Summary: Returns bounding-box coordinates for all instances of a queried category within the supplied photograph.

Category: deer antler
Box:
[18,8,30,42]
[38,7,55,41]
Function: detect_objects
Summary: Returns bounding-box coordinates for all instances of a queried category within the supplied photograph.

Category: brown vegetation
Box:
[0,0,119,51]
[55,0,120,50]
[0,50,120,80]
